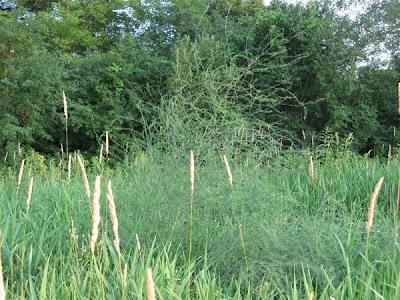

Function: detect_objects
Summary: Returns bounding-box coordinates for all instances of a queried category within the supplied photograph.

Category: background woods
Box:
[1,0,400,157]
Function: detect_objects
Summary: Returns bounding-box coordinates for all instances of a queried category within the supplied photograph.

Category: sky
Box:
[263,0,367,19]
[263,0,309,6]
[262,0,390,66]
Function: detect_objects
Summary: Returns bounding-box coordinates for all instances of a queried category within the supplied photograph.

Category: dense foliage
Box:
[1,0,399,157]
[1,148,400,298]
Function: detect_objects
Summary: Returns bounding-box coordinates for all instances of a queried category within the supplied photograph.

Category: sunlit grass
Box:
[0,151,400,299]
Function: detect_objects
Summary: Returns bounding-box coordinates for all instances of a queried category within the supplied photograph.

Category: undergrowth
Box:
[0,149,400,299]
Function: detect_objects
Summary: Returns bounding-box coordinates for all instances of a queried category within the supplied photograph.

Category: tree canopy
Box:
[0,0,398,156]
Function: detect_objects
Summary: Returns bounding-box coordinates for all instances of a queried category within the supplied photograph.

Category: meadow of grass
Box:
[0,149,400,299]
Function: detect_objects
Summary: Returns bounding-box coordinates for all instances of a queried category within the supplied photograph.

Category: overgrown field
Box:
[1,150,400,299]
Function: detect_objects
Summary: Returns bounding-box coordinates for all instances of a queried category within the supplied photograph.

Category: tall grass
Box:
[0,236,4,300]
[0,150,400,298]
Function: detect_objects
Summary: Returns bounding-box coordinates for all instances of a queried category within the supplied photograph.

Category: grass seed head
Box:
[68,154,72,181]
[63,90,68,119]
[17,159,25,193]
[308,156,316,181]
[135,233,141,252]
[223,154,233,186]
[146,268,156,300]
[90,176,101,253]
[70,220,78,242]
[77,155,91,198]
[26,177,33,212]
[99,144,103,164]
[190,150,194,195]
[366,176,384,234]
[105,131,109,158]
[107,180,120,255]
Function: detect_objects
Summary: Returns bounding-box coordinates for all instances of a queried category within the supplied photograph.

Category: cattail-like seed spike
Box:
[63,91,69,157]
[366,177,384,234]
[223,154,233,186]
[77,155,91,198]
[105,131,109,159]
[63,90,68,119]
[107,180,120,254]
[146,268,156,300]
[308,156,316,181]
[90,176,101,253]
[17,159,25,193]
[68,154,72,181]
[26,177,33,212]
[190,150,194,195]
[99,144,103,164]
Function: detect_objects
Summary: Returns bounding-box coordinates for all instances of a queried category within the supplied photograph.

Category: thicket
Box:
[1,0,400,158]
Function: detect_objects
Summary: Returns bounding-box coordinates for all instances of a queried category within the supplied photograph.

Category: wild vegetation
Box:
[1,144,400,299]
[1,0,400,299]
[1,0,400,157]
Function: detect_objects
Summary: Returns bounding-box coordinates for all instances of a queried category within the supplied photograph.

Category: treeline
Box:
[0,0,399,157]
